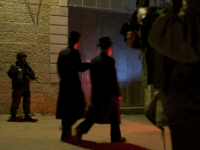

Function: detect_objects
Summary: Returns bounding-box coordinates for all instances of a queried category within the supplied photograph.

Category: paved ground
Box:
[0,114,172,150]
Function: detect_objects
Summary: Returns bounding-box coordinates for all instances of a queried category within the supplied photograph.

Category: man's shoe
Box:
[75,127,82,144]
[111,137,126,143]
[8,116,23,122]
[61,132,67,141]
[61,130,72,141]
[24,115,38,122]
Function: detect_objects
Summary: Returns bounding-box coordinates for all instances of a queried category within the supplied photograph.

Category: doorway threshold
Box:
[120,107,145,114]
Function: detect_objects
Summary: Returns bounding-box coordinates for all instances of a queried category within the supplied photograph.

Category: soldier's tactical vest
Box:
[14,64,29,79]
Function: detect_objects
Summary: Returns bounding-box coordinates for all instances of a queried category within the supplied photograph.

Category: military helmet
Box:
[16,52,27,60]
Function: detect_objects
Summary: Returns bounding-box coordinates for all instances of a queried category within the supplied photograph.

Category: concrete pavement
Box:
[0,114,172,150]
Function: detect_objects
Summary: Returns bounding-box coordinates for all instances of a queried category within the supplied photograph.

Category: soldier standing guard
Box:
[7,52,38,122]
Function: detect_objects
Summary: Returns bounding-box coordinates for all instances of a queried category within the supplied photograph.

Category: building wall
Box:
[0,0,158,115]
[0,0,69,115]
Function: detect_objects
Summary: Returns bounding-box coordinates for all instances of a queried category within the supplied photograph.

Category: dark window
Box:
[111,0,122,10]
[97,0,109,8]
[84,0,96,7]
[69,0,82,6]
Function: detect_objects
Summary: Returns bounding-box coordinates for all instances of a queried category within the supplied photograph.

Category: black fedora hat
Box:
[68,31,81,39]
[97,37,113,48]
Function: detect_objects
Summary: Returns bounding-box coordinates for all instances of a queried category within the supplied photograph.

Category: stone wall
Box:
[0,0,69,115]
[0,0,149,115]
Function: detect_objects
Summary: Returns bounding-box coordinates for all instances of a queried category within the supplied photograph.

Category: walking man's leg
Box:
[75,113,95,143]
[111,121,121,142]
[61,116,77,141]
[110,105,126,143]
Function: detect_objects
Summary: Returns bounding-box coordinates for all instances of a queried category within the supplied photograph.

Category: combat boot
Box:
[24,114,38,122]
[8,115,23,122]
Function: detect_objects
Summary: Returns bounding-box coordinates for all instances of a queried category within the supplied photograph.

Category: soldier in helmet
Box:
[7,52,37,122]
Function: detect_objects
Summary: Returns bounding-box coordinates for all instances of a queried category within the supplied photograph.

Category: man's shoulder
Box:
[59,48,73,56]
[10,62,18,68]
[10,63,15,67]
[8,63,18,73]
[91,55,115,64]
[93,54,115,60]
[107,55,115,61]
[91,55,101,63]
[8,64,14,71]
[59,48,68,53]
[105,55,115,64]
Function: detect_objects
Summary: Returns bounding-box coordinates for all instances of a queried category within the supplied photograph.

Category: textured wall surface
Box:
[0,0,149,115]
[50,2,68,83]
[0,0,68,115]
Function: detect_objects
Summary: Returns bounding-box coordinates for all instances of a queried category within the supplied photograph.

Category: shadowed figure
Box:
[125,0,200,149]
[75,37,126,143]
[63,138,149,150]
[56,31,90,141]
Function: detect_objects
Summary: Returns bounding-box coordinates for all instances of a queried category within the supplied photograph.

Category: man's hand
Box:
[118,96,123,103]
[29,79,32,83]
[126,31,137,48]
[18,69,23,72]
[86,60,91,64]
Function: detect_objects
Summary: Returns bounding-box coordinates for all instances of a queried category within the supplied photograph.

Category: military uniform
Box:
[7,52,35,121]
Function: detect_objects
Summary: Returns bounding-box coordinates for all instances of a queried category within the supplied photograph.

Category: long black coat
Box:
[56,46,90,119]
[87,52,121,124]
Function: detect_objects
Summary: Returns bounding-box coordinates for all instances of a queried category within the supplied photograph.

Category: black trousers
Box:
[62,116,79,132]
[10,87,31,116]
[76,105,121,141]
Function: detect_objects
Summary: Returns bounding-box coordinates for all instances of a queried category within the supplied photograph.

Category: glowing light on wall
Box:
[115,49,143,87]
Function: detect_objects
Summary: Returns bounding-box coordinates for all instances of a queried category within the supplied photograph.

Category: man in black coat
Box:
[56,31,90,141]
[76,37,126,143]
[7,52,37,122]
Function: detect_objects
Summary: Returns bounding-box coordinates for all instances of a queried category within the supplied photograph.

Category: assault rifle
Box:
[24,68,40,84]
[18,61,40,84]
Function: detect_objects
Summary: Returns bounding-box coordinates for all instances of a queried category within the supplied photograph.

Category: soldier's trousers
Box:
[10,87,31,116]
